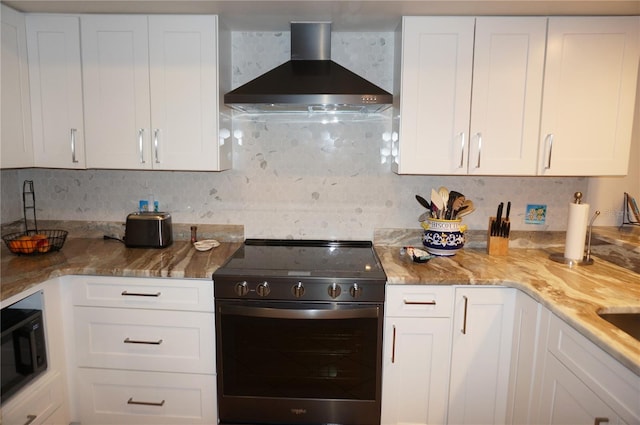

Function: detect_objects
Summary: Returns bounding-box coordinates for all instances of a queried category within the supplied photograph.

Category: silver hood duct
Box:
[224,22,393,114]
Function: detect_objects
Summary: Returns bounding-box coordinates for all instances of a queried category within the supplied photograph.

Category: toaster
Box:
[124,212,173,248]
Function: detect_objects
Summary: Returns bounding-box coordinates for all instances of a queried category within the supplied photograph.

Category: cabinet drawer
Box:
[1,371,65,425]
[76,368,216,424]
[546,314,640,423]
[74,306,215,374]
[385,285,453,317]
[69,276,213,312]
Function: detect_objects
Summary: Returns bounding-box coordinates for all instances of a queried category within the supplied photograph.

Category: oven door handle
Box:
[219,304,380,320]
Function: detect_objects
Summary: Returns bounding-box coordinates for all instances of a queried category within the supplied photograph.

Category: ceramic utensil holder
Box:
[487,217,509,256]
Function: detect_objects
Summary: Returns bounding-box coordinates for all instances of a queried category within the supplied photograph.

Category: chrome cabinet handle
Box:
[459,132,466,169]
[475,132,482,168]
[124,337,163,345]
[594,418,609,425]
[24,414,37,425]
[391,324,397,364]
[127,397,165,407]
[138,128,146,164]
[121,290,161,297]
[153,129,160,164]
[544,133,554,170]
[403,299,436,305]
[70,128,79,163]
[461,295,468,334]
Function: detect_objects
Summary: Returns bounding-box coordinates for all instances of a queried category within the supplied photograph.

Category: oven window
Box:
[218,306,380,401]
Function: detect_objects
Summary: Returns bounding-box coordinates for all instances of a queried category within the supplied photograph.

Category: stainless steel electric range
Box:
[213,239,387,425]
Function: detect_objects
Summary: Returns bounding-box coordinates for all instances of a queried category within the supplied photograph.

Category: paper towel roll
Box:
[564,202,590,260]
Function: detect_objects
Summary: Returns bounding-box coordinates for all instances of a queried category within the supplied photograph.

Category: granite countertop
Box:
[375,243,640,375]
[2,222,639,376]
[1,237,243,301]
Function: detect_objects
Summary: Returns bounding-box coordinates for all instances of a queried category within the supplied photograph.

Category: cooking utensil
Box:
[438,186,449,217]
[431,188,444,218]
[418,211,431,222]
[446,191,465,219]
[415,194,432,210]
[456,200,475,218]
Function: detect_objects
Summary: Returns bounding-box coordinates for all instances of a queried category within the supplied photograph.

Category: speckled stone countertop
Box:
[374,227,640,375]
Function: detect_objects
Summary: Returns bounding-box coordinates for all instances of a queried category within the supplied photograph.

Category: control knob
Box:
[292,282,305,298]
[349,283,362,298]
[256,281,271,297]
[235,281,249,297]
[328,282,342,299]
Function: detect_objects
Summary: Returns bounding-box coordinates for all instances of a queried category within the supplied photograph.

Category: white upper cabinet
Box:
[394,16,474,175]
[82,14,230,171]
[26,15,85,169]
[539,17,640,176]
[469,18,546,175]
[1,4,33,169]
[394,16,546,175]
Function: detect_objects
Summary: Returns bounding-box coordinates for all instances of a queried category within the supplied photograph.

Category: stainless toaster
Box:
[124,212,173,248]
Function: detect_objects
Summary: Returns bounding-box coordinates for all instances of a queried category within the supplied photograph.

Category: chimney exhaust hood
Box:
[224,22,393,114]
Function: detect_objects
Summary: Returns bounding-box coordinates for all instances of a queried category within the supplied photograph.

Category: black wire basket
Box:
[3,229,68,255]
[1,180,68,256]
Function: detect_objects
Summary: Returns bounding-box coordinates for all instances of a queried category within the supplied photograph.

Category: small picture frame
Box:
[525,204,547,224]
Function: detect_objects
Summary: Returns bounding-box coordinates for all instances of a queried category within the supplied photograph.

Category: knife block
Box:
[487,217,509,256]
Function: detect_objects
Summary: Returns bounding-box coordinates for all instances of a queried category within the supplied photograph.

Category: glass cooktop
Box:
[215,239,386,279]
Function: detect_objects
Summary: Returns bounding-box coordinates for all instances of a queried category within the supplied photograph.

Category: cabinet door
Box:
[82,15,152,169]
[539,17,640,176]
[381,317,452,425]
[1,4,33,169]
[469,17,546,175]
[27,15,85,169]
[538,354,619,425]
[394,16,474,175]
[448,287,515,425]
[148,15,221,171]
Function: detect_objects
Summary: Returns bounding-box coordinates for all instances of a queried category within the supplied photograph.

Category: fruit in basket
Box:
[11,235,37,253]
[8,234,50,253]
[33,234,50,253]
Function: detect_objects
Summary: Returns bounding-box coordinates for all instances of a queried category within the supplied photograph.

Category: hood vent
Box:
[224,22,393,114]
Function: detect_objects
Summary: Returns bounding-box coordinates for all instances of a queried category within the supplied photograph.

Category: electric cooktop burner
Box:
[213,239,387,302]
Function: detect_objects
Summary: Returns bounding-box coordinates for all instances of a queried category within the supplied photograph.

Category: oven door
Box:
[216,300,383,425]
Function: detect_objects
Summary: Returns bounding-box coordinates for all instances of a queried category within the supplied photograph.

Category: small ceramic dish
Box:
[400,246,434,263]
[193,239,220,251]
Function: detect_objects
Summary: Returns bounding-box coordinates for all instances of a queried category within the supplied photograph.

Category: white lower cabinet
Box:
[0,371,66,425]
[535,312,640,425]
[448,287,516,425]
[67,276,217,424]
[76,368,216,424]
[381,286,454,425]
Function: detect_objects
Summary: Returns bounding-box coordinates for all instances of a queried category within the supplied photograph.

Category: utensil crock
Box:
[421,218,467,256]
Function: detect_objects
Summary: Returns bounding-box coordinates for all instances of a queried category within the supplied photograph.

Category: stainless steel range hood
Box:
[224,22,393,114]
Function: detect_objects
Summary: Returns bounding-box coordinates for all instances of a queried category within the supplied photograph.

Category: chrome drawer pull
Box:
[124,337,163,345]
[24,415,37,425]
[127,397,165,407]
[403,299,436,305]
[391,324,397,364]
[121,290,161,297]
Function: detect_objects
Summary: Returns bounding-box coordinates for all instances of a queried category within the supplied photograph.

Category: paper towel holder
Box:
[550,210,601,266]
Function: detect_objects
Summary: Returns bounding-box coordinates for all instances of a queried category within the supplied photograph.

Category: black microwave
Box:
[1,308,48,403]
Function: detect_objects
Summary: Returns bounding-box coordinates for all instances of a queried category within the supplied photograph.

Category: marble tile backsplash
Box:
[0,31,589,240]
